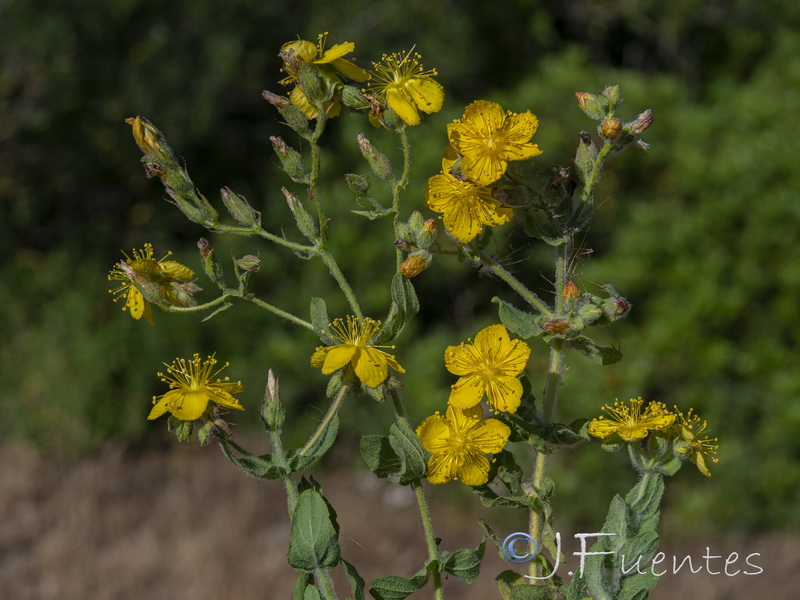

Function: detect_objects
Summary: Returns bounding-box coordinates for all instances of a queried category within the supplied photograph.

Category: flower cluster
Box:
[416,324,530,486]
[107,243,199,323]
[588,397,719,476]
[425,100,541,242]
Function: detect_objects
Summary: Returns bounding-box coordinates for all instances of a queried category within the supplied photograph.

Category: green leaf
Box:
[617,572,659,600]
[342,559,366,600]
[310,297,332,343]
[218,442,286,480]
[351,207,396,220]
[303,586,322,600]
[619,531,660,571]
[293,573,315,600]
[288,489,341,573]
[492,297,546,338]
[509,585,560,600]
[359,435,401,480]
[388,421,427,484]
[443,540,485,584]
[377,273,419,344]
[625,473,664,525]
[288,414,339,473]
[369,568,429,600]
[567,335,623,365]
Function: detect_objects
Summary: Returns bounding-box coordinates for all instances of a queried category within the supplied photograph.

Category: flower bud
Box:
[262,90,310,135]
[400,251,432,278]
[563,280,579,302]
[282,187,318,241]
[270,136,307,182]
[417,219,438,248]
[126,116,174,163]
[345,173,371,195]
[235,254,261,273]
[220,187,260,228]
[599,84,621,109]
[602,295,631,321]
[197,237,225,285]
[172,419,193,444]
[575,92,606,120]
[261,369,285,430]
[357,133,393,180]
[341,84,367,110]
[599,118,623,140]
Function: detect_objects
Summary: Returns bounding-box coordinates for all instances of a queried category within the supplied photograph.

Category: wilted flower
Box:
[671,407,719,477]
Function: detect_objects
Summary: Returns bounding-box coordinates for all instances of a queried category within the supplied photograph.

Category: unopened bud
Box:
[602,295,631,321]
[262,90,310,134]
[575,92,606,120]
[341,85,367,110]
[563,280,579,302]
[172,420,193,444]
[270,136,307,182]
[599,118,623,140]
[345,173,371,195]
[261,369,285,430]
[235,254,261,273]
[197,238,225,285]
[282,187,318,240]
[400,251,432,278]
[418,219,438,248]
[599,84,621,109]
[221,187,260,227]
[357,133,393,180]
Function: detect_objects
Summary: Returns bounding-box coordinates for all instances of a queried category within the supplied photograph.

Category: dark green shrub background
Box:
[3,0,799,535]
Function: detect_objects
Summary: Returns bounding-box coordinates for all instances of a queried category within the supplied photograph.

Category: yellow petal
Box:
[468,418,511,454]
[160,261,194,281]
[457,452,491,486]
[317,42,355,63]
[321,345,357,374]
[460,152,507,186]
[127,287,146,320]
[209,388,245,412]
[448,374,485,408]
[416,413,452,453]
[169,390,211,421]
[587,417,622,440]
[443,342,482,376]
[406,77,444,114]
[485,375,523,413]
[282,40,317,62]
[353,347,389,387]
[289,86,318,119]
[386,88,421,126]
[310,346,329,368]
[426,451,460,484]
[331,58,370,82]
[147,397,170,420]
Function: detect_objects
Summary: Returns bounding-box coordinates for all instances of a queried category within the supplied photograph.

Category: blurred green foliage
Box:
[3,0,799,533]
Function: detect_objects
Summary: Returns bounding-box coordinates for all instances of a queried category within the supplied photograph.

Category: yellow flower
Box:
[425,155,513,243]
[444,324,531,413]
[417,404,510,485]
[447,100,542,186]
[588,397,676,442]
[149,354,244,421]
[311,316,405,388]
[280,33,370,120]
[107,243,195,324]
[672,407,719,477]
[367,49,444,126]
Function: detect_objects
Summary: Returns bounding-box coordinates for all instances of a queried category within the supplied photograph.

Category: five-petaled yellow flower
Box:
[280,33,370,120]
[671,407,719,477]
[107,243,195,324]
[311,317,405,388]
[447,100,542,186]
[444,324,531,413]
[417,404,510,485]
[368,49,444,126]
[425,154,513,243]
[588,397,676,442]
[149,354,245,421]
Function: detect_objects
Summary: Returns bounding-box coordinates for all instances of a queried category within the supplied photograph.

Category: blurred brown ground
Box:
[0,442,795,599]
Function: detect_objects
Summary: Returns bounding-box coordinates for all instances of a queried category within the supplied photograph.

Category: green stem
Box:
[477,249,553,318]
[527,241,570,582]
[299,384,348,456]
[245,295,314,330]
[320,251,363,319]
[389,390,443,600]
[210,221,317,254]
